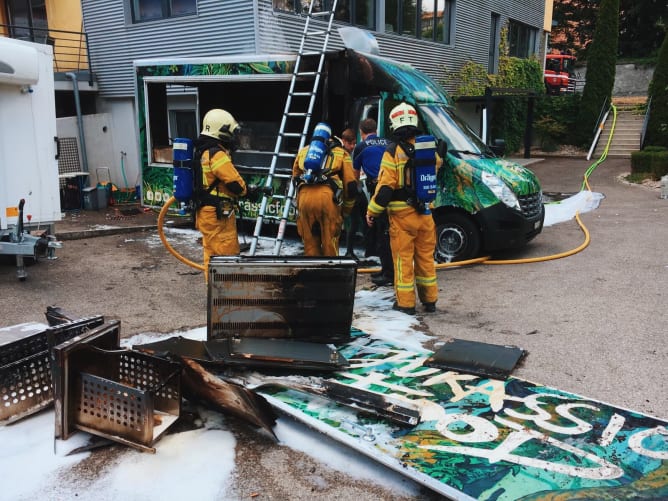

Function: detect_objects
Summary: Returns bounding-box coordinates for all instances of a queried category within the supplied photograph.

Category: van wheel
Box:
[434,213,481,263]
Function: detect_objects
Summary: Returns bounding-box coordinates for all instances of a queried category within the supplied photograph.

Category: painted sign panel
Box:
[258,331,668,500]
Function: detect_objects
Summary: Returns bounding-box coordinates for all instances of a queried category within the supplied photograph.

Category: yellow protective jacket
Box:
[292,144,355,256]
[196,145,247,279]
[366,138,442,217]
[200,146,247,202]
[292,144,356,212]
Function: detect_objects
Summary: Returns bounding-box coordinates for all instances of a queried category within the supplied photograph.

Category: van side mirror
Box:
[490,139,506,157]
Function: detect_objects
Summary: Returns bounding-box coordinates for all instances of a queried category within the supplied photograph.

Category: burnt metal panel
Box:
[133,336,212,364]
[208,256,357,343]
[52,321,182,452]
[205,337,348,371]
[423,338,526,380]
[0,316,104,424]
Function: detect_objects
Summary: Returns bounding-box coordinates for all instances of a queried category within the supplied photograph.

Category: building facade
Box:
[3,0,550,192]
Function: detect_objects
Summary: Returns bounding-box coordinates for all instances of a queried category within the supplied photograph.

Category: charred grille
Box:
[519,192,543,218]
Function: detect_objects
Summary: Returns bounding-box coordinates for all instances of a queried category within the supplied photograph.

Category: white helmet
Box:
[389,102,418,131]
[201,108,239,140]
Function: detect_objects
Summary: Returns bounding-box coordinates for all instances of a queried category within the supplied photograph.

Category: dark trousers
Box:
[364,178,393,277]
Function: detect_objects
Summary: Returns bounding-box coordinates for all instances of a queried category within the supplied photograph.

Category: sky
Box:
[0,193,601,501]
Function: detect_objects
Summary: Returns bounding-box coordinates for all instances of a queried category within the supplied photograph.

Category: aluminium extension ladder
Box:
[248,0,338,256]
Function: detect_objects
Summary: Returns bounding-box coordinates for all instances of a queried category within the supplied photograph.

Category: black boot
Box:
[392,302,416,315]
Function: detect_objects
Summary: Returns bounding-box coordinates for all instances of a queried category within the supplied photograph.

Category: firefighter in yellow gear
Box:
[194,108,247,279]
[366,102,441,315]
[292,131,357,256]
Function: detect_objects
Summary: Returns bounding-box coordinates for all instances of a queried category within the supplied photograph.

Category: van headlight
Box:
[481,172,520,210]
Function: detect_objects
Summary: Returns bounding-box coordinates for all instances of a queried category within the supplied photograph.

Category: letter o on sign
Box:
[436,413,499,443]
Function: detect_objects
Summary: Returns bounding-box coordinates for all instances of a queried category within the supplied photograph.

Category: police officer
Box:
[352,118,393,285]
[366,103,439,314]
[193,108,247,279]
[292,125,357,256]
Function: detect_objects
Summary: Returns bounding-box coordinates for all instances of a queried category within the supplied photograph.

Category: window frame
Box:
[130,0,197,24]
[507,19,538,58]
[272,0,376,31]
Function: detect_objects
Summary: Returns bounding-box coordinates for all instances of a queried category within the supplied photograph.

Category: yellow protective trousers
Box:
[296,184,342,256]
[196,205,239,280]
[389,209,438,308]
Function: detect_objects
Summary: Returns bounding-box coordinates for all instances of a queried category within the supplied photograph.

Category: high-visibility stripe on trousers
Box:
[388,209,438,308]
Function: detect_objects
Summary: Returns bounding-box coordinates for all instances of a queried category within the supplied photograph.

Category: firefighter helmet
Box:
[388,102,418,131]
[201,108,239,140]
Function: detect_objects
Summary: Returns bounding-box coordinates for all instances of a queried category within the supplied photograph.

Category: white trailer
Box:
[0,37,62,280]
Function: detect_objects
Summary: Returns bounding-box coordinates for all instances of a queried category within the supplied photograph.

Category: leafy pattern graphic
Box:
[136,60,295,206]
[262,333,668,500]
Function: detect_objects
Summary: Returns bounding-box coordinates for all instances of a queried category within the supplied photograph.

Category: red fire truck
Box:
[544,53,577,95]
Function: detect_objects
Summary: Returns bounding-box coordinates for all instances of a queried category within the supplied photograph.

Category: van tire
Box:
[433,213,481,263]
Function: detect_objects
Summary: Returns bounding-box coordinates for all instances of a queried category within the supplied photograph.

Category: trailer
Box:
[0,37,62,280]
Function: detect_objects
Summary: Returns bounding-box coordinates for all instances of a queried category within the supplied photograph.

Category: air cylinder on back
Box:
[173,138,194,202]
[413,135,438,214]
[303,123,331,183]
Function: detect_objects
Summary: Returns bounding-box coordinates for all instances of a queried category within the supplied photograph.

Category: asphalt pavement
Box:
[0,155,666,500]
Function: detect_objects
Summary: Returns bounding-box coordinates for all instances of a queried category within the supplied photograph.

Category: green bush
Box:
[534,94,583,146]
[575,0,619,145]
[631,147,668,179]
[645,34,668,147]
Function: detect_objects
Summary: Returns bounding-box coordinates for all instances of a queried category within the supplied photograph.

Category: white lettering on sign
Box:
[503,393,600,435]
[628,426,668,460]
[421,414,624,480]
[420,173,436,182]
[341,343,667,479]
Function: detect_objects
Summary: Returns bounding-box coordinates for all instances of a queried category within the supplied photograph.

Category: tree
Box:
[552,0,667,60]
[575,0,619,145]
[645,34,668,147]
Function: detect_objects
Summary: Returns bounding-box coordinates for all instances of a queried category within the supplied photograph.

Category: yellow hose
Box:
[357,210,590,274]
[158,196,204,271]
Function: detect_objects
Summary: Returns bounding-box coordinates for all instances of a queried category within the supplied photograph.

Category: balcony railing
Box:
[1,24,94,85]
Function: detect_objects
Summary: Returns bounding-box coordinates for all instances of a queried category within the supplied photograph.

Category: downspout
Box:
[65,72,89,174]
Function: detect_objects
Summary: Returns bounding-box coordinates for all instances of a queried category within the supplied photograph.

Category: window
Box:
[273,0,375,29]
[421,0,452,44]
[5,0,48,42]
[131,0,196,23]
[488,13,499,73]
[387,0,452,44]
[507,19,537,58]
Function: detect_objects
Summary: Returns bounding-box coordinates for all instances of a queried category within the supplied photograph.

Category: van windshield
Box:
[419,104,494,158]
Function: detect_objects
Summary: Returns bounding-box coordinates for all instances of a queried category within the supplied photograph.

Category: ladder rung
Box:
[295,71,319,77]
[285,112,309,117]
[301,51,325,57]
[276,152,296,158]
[306,30,328,37]
[281,132,303,138]
[291,91,315,97]
[308,11,334,18]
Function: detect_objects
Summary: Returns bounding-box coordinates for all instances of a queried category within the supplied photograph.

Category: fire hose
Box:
[159,106,615,274]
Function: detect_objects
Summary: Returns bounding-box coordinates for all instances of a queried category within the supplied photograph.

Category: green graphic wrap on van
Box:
[436,155,542,213]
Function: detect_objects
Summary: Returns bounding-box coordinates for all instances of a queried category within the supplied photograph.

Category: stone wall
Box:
[574,63,655,96]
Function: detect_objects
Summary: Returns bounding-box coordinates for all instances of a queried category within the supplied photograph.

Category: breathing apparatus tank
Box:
[172,138,194,208]
[412,135,438,214]
[303,122,331,183]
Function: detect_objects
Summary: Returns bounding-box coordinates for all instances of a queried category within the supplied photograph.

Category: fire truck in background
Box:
[544,53,577,95]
